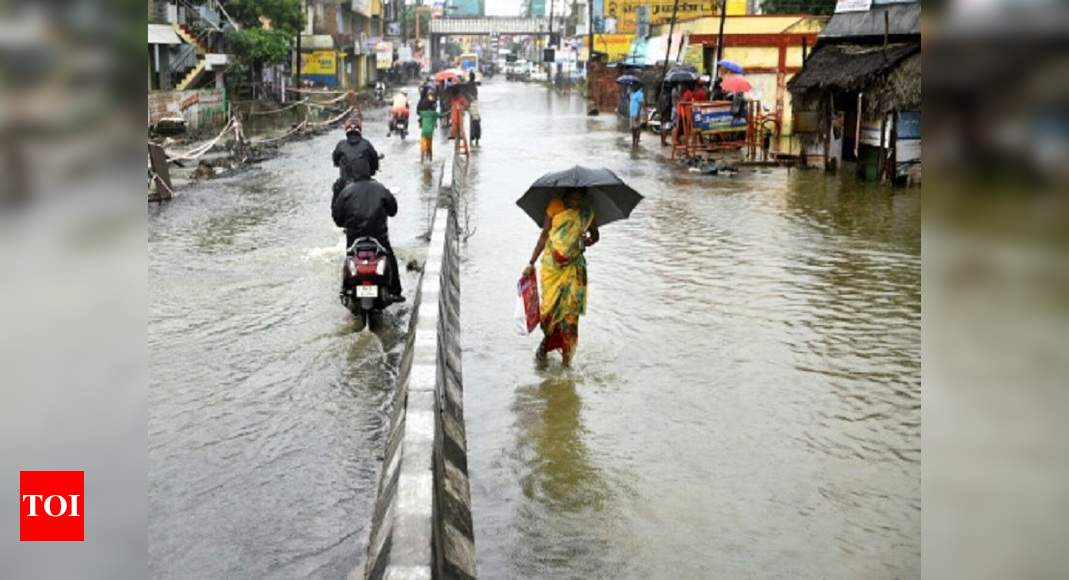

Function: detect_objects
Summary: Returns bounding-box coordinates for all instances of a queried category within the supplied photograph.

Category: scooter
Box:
[340,236,397,331]
[374,82,386,104]
[388,107,409,140]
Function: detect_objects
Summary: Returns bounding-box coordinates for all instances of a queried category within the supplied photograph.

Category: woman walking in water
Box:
[524,189,600,366]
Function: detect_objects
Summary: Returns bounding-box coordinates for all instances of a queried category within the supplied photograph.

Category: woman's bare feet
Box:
[535,341,548,367]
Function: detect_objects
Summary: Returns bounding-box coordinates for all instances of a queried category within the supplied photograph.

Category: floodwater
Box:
[148,80,920,579]
[461,82,920,578]
[148,104,434,578]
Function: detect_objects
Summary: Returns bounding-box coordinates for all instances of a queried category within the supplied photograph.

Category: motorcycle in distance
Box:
[374,81,386,104]
[388,107,409,140]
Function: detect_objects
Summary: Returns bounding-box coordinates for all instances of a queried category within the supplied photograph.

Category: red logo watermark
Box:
[19,471,84,542]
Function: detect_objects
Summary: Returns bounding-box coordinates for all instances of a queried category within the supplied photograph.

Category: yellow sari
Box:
[540,199,595,359]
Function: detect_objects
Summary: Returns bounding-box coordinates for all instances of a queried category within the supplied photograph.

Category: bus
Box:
[458,53,479,80]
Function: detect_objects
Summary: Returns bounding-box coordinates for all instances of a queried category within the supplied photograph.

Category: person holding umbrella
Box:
[629,84,646,148]
[518,166,643,366]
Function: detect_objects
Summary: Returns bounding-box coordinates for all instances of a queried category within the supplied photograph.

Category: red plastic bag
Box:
[515,269,540,335]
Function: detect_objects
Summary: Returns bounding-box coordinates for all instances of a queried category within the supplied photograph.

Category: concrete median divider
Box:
[354,139,474,580]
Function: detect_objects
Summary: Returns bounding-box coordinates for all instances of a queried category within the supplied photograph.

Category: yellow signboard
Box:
[726,0,747,15]
[581,34,636,61]
[604,0,717,34]
[302,51,337,76]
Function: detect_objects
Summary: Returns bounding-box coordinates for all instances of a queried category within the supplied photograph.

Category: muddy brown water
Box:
[149,81,919,579]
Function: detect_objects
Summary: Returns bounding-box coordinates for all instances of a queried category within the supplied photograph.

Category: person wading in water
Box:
[524,188,600,367]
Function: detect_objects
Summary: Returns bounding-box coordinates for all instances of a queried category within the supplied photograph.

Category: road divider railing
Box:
[356,138,475,580]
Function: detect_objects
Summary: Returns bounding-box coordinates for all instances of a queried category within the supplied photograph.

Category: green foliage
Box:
[224,0,305,35]
[401,9,431,40]
[760,0,837,15]
[226,28,293,66]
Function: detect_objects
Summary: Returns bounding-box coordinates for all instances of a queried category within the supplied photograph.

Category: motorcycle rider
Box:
[332,157,404,302]
[332,118,380,198]
[387,89,410,137]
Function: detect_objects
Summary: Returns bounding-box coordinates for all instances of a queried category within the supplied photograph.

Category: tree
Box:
[224,0,304,35]
[222,0,305,94]
[760,0,836,15]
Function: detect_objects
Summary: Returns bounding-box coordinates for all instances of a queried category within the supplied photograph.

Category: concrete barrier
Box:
[355,140,475,580]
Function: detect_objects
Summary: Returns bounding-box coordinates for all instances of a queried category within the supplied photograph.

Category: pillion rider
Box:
[331,157,404,303]
[332,118,380,198]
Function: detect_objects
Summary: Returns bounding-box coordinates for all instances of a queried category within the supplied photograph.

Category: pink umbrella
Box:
[721,75,752,93]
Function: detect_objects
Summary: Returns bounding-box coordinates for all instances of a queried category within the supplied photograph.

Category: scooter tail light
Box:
[376,259,386,276]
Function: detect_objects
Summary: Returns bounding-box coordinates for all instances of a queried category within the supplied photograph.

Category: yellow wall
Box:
[722,46,779,69]
[785,45,806,68]
[654,15,827,36]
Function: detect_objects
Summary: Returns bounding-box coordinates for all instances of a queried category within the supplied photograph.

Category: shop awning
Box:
[148,24,181,46]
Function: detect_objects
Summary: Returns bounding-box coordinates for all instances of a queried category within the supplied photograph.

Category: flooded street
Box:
[149,80,919,579]
[462,82,920,578]
[148,109,433,578]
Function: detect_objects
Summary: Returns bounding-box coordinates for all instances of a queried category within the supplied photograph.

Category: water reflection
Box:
[513,375,607,513]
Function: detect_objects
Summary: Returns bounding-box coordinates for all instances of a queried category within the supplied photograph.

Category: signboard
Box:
[834,0,872,13]
[450,0,483,16]
[581,33,634,61]
[726,0,747,14]
[387,22,401,36]
[302,50,337,76]
[375,42,393,70]
[301,50,338,87]
[352,0,371,17]
[604,0,716,34]
[531,0,545,16]
[692,102,748,135]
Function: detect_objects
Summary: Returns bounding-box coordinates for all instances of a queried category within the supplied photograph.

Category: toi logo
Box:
[19,471,84,542]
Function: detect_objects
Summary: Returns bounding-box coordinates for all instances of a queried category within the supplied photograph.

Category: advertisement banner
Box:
[603,0,716,34]
[302,51,337,76]
[692,102,748,135]
[375,42,393,70]
[834,0,872,13]
[581,33,636,61]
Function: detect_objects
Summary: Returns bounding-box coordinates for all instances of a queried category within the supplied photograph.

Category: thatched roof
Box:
[865,51,921,115]
[787,42,919,96]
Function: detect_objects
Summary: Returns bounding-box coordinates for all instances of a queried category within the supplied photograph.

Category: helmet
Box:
[344,117,362,134]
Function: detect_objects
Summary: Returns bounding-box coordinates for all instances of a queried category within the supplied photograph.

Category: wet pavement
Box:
[149,80,920,579]
[461,82,920,578]
[148,97,433,578]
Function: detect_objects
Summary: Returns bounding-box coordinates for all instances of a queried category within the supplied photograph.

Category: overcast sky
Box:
[484,0,523,16]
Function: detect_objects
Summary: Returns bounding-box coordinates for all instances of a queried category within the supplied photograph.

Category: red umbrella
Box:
[434,69,461,82]
[721,75,752,93]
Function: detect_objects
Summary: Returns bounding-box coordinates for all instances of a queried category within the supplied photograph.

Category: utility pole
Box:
[657,0,681,102]
[587,0,594,101]
[713,0,728,84]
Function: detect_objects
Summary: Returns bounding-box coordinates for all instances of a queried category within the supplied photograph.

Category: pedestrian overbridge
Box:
[429,16,551,36]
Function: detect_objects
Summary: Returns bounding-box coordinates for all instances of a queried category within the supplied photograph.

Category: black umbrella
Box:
[517,166,644,228]
[615,75,642,85]
[664,69,699,83]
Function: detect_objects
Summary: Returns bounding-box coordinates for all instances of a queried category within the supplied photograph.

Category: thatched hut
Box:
[786,2,921,185]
